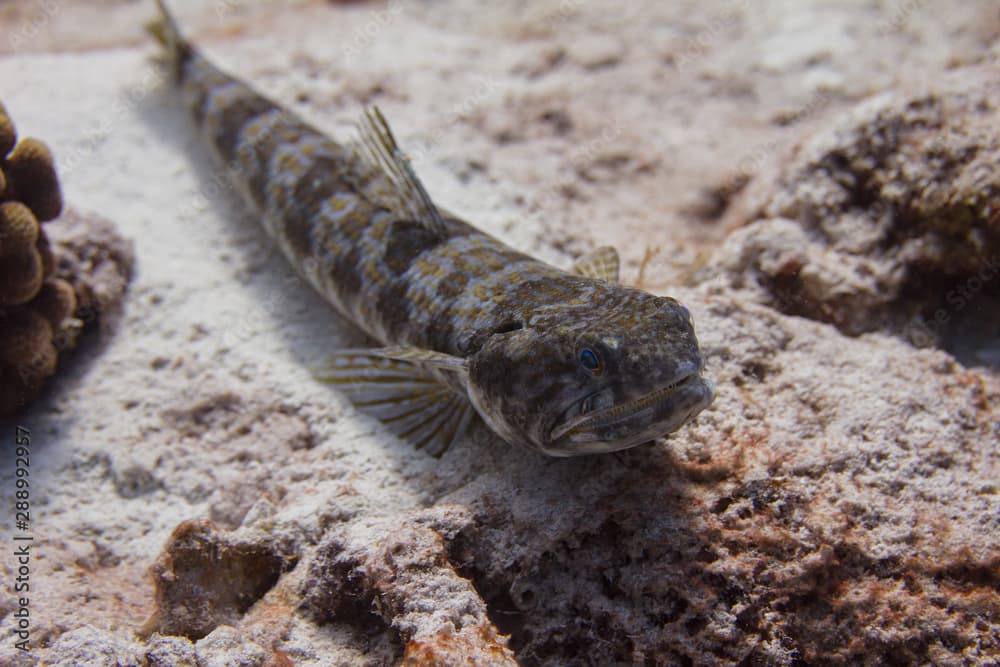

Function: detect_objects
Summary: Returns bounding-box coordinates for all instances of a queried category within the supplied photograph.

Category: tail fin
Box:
[147,0,194,83]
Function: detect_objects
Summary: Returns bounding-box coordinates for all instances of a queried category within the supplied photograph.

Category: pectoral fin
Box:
[571,246,620,283]
[314,348,474,457]
[375,345,468,371]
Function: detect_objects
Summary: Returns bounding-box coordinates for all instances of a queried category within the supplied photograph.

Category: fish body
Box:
[151,1,715,456]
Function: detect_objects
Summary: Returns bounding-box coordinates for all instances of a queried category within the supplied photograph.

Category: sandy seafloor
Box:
[1,1,999,665]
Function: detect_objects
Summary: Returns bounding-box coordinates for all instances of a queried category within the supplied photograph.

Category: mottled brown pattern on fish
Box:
[174,53,556,351]
[152,0,714,456]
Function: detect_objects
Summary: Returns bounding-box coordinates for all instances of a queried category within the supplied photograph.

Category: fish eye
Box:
[579,348,603,374]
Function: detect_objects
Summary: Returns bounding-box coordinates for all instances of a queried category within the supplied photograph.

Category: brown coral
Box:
[0,309,57,415]
[0,102,66,414]
[0,101,15,157]
[0,201,44,305]
[4,136,63,222]
[0,101,131,415]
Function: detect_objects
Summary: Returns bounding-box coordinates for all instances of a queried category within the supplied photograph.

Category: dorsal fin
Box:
[357,106,450,237]
[571,246,620,283]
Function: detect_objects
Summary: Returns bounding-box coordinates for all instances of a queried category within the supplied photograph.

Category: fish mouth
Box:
[545,373,716,456]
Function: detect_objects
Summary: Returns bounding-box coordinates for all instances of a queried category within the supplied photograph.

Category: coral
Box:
[0,201,45,305]
[4,136,63,222]
[0,101,132,414]
[30,278,77,334]
[0,309,57,413]
[0,102,64,413]
[0,101,16,156]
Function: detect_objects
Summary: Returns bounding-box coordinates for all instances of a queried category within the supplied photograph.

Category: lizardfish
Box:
[150,0,715,456]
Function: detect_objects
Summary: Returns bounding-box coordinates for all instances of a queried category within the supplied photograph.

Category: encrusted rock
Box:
[144,634,199,667]
[143,519,297,640]
[42,625,143,667]
[44,208,134,339]
[301,508,517,666]
[705,67,1000,364]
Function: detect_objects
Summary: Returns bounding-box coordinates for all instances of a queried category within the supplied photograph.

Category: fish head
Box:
[466,290,715,456]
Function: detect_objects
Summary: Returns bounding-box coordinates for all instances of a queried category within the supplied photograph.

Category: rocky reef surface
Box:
[0,1,997,665]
